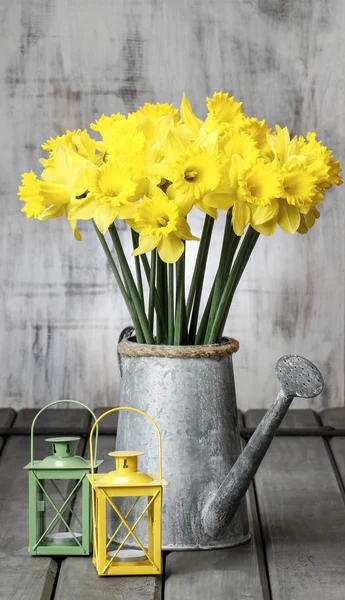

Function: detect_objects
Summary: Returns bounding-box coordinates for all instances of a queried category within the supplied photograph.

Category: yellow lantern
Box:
[88,407,167,576]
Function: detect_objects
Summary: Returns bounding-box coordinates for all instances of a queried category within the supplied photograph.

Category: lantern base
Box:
[112,532,251,551]
[108,549,148,562]
[44,531,83,546]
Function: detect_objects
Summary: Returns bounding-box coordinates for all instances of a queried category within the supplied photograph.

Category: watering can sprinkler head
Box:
[275,355,324,399]
[202,354,324,540]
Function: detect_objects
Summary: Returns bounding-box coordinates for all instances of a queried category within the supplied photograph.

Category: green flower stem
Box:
[108,224,154,344]
[186,215,215,323]
[156,255,167,344]
[187,215,215,343]
[148,249,156,333]
[174,250,188,345]
[92,221,145,343]
[131,229,144,304]
[195,281,215,345]
[205,226,260,344]
[140,253,168,341]
[168,263,175,345]
[204,212,240,343]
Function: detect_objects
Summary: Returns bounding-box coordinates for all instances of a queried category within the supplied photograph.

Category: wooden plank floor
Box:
[1,408,345,600]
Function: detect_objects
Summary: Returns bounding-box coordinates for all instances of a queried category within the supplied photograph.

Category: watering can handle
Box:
[89,407,163,483]
[117,326,135,378]
[30,400,99,468]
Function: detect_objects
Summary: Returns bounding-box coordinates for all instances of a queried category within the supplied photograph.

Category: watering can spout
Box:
[202,355,324,539]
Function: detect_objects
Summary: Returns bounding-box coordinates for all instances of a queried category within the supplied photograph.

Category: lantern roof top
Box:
[24,436,102,470]
[87,472,167,487]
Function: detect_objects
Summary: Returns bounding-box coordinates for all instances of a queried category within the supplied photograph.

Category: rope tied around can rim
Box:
[118,337,239,358]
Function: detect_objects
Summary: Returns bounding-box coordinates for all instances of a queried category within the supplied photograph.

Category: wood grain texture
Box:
[319,408,345,497]
[0,409,16,454]
[0,408,90,600]
[165,413,268,600]
[245,409,345,599]
[54,408,158,600]
[1,0,344,410]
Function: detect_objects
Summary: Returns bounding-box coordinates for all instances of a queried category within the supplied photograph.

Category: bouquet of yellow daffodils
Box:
[18,92,342,346]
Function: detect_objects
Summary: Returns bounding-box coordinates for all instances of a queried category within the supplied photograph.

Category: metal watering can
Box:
[115,328,323,550]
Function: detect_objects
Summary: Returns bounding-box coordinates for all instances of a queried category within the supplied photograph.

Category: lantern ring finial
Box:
[88,407,163,483]
[30,400,99,468]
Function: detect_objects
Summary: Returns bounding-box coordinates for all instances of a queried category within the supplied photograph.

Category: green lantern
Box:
[24,400,102,556]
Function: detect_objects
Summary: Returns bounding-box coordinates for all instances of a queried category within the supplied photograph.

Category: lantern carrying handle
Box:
[30,400,99,467]
[89,407,163,483]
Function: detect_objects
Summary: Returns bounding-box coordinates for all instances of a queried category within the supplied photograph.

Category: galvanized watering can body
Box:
[115,329,324,551]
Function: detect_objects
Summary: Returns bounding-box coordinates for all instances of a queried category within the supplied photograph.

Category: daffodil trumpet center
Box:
[184,169,199,181]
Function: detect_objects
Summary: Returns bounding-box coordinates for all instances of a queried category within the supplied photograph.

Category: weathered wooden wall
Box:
[1,0,344,410]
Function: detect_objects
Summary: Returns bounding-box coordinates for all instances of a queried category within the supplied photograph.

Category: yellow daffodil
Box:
[297,206,320,234]
[297,132,343,190]
[137,102,179,124]
[206,92,244,126]
[90,113,126,148]
[130,190,198,263]
[41,129,81,153]
[223,130,260,164]
[240,117,273,157]
[18,145,88,239]
[70,161,138,233]
[18,171,46,218]
[238,159,282,207]
[280,158,318,206]
[179,94,203,136]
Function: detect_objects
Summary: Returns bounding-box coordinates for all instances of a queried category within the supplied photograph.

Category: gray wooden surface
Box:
[245,409,345,600]
[1,0,344,411]
[1,407,345,599]
[0,408,89,600]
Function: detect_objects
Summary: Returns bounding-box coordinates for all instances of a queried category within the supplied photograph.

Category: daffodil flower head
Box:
[298,132,343,189]
[297,206,321,234]
[280,158,318,205]
[18,171,46,218]
[90,113,126,147]
[41,129,82,153]
[131,191,199,263]
[223,130,260,164]
[137,102,179,124]
[107,118,146,160]
[237,158,282,207]
[170,146,221,200]
[240,118,273,156]
[89,161,137,207]
[206,92,244,126]
[134,195,179,238]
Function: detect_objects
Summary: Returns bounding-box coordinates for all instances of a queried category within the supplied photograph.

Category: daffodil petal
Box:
[175,218,199,241]
[203,190,233,210]
[194,200,218,219]
[277,203,300,234]
[252,199,279,225]
[127,219,140,234]
[39,181,71,204]
[93,205,118,234]
[68,218,82,240]
[38,205,65,220]
[164,129,190,162]
[117,203,137,219]
[251,218,276,235]
[157,234,184,263]
[133,233,159,256]
[69,195,99,220]
[166,184,193,217]
[180,94,203,133]
[232,200,251,236]
[196,130,218,154]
